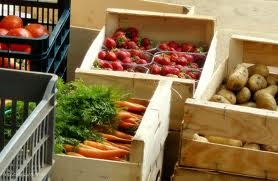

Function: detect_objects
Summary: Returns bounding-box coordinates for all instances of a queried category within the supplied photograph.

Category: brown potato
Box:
[254,85,278,100]
[236,87,251,104]
[205,135,243,147]
[239,102,257,108]
[248,74,267,92]
[266,75,278,85]
[243,143,260,150]
[217,89,236,104]
[210,95,231,104]
[226,64,249,91]
[248,64,269,77]
[256,92,277,110]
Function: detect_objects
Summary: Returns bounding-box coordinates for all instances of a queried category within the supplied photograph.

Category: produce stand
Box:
[1,0,278,181]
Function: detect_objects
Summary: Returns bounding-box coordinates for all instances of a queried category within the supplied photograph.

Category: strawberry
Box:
[176,56,188,66]
[185,54,194,64]
[161,66,179,76]
[98,50,106,60]
[130,49,141,57]
[188,62,199,69]
[159,56,172,66]
[159,43,169,51]
[113,31,125,39]
[125,27,139,39]
[181,43,195,52]
[126,41,138,49]
[111,61,124,71]
[98,60,113,70]
[122,57,132,64]
[115,50,128,60]
[116,35,129,48]
[167,41,179,50]
[136,59,148,65]
[150,64,161,75]
[141,38,151,48]
[105,51,117,61]
[104,37,116,49]
[186,70,201,79]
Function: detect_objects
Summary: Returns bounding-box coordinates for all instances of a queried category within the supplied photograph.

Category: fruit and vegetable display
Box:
[0,15,49,70]
[93,26,208,81]
[210,63,278,111]
[55,78,148,161]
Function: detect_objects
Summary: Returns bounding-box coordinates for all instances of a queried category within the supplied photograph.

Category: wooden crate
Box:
[79,8,217,131]
[180,35,278,180]
[71,0,194,29]
[171,167,268,181]
[51,76,172,181]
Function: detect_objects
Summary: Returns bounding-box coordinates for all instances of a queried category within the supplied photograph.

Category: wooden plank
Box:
[179,139,278,180]
[52,155,141,181]
[172,167,268,181]
[106,8,215,45]
[184,98,278,146]
[70,0,193,29]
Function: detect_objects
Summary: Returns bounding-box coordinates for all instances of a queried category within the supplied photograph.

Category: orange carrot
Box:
[112,130,133,140]
[116,101,146,113]
[102,133,132,143]
[120,117,140,125]
[118,121,138,130]
[66,152,85,157]
[75,145,129,159]
[104,141,131,151]
[118,110,143,120]
[84,140,121,151]
[63,144,74,152]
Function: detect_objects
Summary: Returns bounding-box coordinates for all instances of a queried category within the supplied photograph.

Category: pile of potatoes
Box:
[210,63,278,110]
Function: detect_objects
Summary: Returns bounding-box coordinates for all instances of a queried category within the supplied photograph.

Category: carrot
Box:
[120,117,140,125]
[118,121,138,130]
[84,140,121,151]
[102,133,132,143]
[118,110,143,120]
[112,130,133,140]
[104,141,131,151]
[116,101,146,113]
[63,144,74,152]
[66,152,85,157]
[75,145,129,159]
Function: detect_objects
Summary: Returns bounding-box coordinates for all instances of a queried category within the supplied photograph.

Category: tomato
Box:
[0,28,8,50]
[0,15,23,30]
[25,23,49,38]
[7,28,33,52]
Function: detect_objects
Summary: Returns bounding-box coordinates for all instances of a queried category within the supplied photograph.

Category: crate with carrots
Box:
[51,74,172,181]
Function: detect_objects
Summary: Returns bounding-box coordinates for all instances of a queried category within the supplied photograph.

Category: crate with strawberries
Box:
[94,26,208,81]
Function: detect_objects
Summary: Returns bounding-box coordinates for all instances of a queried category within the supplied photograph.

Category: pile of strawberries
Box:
[94,27,207,80]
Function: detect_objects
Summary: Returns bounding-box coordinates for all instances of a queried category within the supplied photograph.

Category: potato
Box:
[254,85,278,100]
[192,134,208,143]
[248,74,267,92]
[210,95,231,104]
[267,75,278,85]
[248,64,269,77]
[205,135,243,147]
[236,87,251,104]
[256,92,277,110]
[243,143,260,150]
[239,102,257,108]
[261,145,278,153]
[226,63,249,91]
[216,89,236,104]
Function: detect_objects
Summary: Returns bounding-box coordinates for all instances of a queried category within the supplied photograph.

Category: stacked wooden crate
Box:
[51,8,217,181]
[172,34,278,180]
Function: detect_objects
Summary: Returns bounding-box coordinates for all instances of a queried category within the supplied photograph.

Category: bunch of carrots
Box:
[62,100,147,161]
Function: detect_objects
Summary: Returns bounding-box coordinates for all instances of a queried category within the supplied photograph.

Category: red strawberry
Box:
[98,60,113,70]
[181,43,195,52]
[167,41,179,49]
[115,50,128,60]
[104,37,116,49]
[105,51,117,61]
[141,38,151,48]
[188,62,199,69]
[186,70,201,79]
[161,66,172,76]
[126,41,138,49]
[176,56,188,66]
[111,61,124,71]
[116,35,129,48]
[159,43,169,51]
[113,31,125,39]
[159,56,172,66]
[150,64,162,75]
[130,49,140,57]
[136,59,148,65]
[98,50,107,60]
[125,27,139,39]
[170,53,179,63]
[122,57,132,64]
[185,54,194,63]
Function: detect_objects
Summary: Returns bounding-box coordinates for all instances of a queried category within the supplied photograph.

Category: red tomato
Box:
[0,28,8,50]
[7,28,33,52]
[0,15,23,30]
[25,23,49,38]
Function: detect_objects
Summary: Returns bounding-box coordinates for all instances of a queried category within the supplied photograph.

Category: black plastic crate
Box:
[0,0,70,80]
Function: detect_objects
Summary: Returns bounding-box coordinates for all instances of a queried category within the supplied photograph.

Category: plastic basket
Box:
[0,68,58,180]
[0,0,71,80]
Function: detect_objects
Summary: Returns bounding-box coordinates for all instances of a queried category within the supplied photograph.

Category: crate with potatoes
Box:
[179,35,278,180]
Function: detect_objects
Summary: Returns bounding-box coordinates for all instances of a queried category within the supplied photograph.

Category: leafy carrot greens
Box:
[55,78,129,153]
